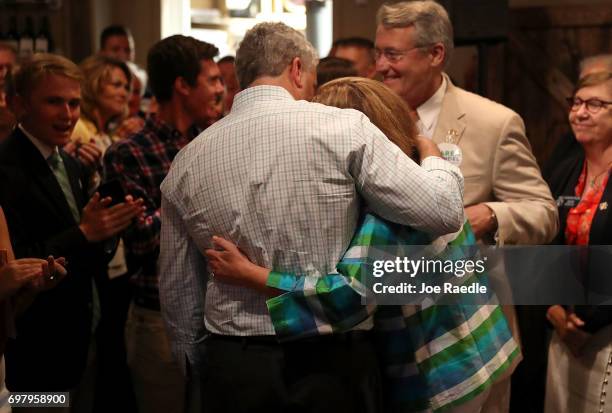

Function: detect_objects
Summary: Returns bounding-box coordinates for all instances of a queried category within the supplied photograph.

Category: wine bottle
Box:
[19,16,35,59]
[5,16,20,53]
[35,16,52,53]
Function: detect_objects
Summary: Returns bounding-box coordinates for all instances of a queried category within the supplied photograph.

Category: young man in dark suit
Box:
[0,53,142,412]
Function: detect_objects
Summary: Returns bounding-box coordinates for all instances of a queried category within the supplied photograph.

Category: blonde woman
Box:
[72,55,135,150]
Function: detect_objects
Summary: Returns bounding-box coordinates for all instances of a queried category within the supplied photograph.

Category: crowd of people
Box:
[0,1,610,412]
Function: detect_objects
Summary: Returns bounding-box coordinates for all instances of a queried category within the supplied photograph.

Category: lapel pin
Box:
[600,202,608,211]
[445,129,459,144]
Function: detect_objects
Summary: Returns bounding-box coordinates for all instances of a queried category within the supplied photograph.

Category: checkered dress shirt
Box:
[159,85,464,371]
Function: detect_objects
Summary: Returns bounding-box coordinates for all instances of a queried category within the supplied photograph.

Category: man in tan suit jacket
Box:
[375,1,557,246]
[375,1,558,412]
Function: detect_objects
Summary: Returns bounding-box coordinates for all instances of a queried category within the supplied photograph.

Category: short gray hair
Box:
[235,22,318,89]
[377,1,454,67]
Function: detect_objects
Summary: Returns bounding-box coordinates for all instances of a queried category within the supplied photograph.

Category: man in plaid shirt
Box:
[103,35,223,413]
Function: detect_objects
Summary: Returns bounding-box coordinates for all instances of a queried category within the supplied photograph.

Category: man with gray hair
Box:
[160,21,465,412]
[376,0,556,244]
[375,1,558,412]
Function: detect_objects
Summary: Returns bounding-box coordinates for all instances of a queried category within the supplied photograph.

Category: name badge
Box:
[556,196,580,208]
[438,128,462,166]
[438,142,463,166]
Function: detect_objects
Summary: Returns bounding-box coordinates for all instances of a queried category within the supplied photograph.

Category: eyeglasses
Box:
[374,46,427,63]
[566,97,612,114]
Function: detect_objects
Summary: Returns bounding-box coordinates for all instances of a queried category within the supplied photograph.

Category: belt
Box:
[133,295,160,311]
[208,330,371,346]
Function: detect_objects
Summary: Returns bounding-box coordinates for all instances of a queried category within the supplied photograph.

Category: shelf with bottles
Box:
[0,14,54,58]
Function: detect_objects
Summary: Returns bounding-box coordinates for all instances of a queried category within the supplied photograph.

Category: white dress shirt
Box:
[416,76,447,138]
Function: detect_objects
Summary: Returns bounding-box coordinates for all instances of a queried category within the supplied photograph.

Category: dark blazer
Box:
[548,153,612,246]
[542,132,581,184]
[547,152,612,332]
[0,127,107,391]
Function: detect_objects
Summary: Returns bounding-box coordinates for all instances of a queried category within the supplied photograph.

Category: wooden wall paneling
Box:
[484,43,506,104]
[110,0,162,67]
[506,5,612,165]
[68,0,94,63]
[332,0,383,44]
[505,30,572,164]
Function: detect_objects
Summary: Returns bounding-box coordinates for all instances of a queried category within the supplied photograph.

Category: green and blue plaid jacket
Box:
[266,213,520,412]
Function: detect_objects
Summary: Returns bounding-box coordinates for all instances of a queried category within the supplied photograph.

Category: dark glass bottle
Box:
[5,16,20,53]
[19,16,35,59]
[35,16,52,53]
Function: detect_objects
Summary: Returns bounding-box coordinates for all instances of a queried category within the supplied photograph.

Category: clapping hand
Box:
[115,117,145,139]
[27,256,68,292]
[79,194,145,242]
[0,255,67,300]
[63,141,102,170]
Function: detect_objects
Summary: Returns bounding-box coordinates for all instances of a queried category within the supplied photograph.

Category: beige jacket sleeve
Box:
[483,113,558,245]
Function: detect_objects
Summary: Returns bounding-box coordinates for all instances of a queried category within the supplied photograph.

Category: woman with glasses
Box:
[545,71,612,413]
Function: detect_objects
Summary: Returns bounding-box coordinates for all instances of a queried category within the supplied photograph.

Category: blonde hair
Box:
[314,77,418,159]
[12,53,82,98]
[79,55,131,124]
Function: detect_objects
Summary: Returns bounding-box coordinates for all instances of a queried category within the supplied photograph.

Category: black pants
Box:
[201,332,382,413]
[93,273,137,413]
[510,305,549,413]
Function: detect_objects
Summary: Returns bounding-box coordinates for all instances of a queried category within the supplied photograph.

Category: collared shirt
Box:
[416,75,447,138]
[103,116,194,308]
[159,85,464,370]
[18,124,56,160]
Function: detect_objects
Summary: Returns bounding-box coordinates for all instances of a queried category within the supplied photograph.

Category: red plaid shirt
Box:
[103,117,197,307]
